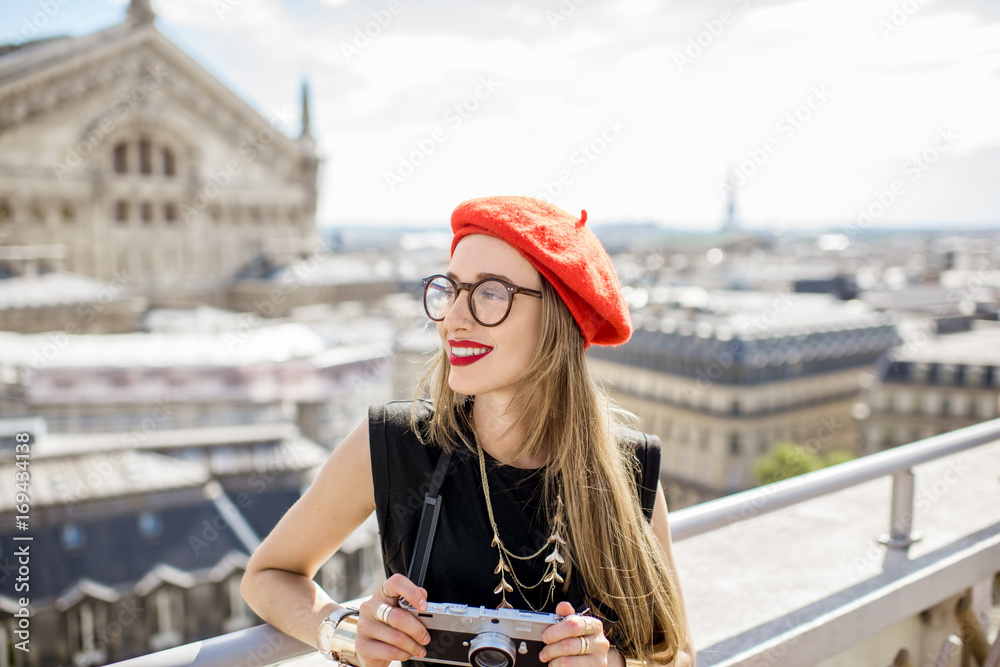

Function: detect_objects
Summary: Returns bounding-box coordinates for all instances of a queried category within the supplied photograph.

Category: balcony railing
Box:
[108,417,1000,667]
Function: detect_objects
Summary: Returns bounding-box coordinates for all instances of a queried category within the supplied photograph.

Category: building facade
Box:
[863,326,1000,450]
[0,0,320,307]
[589,291,900,509]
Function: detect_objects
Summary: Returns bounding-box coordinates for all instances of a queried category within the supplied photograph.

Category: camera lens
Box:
[469,632,515,667]
[474,649,508,667]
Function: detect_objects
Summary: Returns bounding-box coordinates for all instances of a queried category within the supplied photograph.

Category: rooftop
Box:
[0,324,327,368]
[0,270,139,310]
[627,290,893,340]
[106,418,1000,667]
[889,326,1000,366]
[0,449,208,511]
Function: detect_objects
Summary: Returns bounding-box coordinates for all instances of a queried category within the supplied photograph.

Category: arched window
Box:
[113,142,128,173]
[164,203,177,224]
[114,200,130,224]
[139,139,153,175]
[163,147,176,176]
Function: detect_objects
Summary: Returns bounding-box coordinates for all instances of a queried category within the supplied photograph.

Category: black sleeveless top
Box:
[368,399,661,615]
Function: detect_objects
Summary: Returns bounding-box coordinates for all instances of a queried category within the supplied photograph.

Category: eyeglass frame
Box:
[421,274,543,327]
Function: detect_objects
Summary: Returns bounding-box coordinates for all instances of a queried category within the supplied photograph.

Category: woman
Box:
[241,196,695,667]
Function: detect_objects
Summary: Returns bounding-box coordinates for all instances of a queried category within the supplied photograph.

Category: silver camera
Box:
[400,599,563,667]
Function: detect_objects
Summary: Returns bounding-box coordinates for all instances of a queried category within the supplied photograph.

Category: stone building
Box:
[589,290,900,509]
[0,401,386,666]
[0,0,321,308]
[862,325,1000,450]
[0,319,395,449]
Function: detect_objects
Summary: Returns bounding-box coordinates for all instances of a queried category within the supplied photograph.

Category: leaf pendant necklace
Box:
[477,443,567,611]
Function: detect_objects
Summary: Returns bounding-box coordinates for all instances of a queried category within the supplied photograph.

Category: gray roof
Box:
[593,291,900,383]
[891,326,1000,366]
[0,450,208,511]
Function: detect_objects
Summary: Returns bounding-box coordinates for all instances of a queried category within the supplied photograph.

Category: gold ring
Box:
[376,603,393,625]
[381,583,390,598]
[583,617,595,635]
[577,636,589,656]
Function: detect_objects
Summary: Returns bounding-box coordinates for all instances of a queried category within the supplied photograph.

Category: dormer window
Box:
[62,523,85,551]
[138,511,163,539]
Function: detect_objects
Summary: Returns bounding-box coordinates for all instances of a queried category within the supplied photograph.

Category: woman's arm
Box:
[648,480,696,667]
[240,416,377,650]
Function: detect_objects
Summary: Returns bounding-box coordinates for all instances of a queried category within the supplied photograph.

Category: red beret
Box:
[450,196,633,348]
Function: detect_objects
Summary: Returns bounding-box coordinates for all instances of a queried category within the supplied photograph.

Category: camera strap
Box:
[406,448,452,588]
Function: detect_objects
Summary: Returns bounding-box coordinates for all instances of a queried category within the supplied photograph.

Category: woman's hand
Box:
[540,601,612,667]
[354,573,431,667]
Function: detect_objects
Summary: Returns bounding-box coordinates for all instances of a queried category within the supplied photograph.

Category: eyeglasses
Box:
[422,274,543,327]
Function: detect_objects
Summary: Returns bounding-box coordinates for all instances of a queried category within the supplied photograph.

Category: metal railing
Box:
[108,417,1000,667]
[669,416,1000,544]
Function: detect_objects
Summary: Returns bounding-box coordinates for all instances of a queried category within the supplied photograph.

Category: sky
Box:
[3,0,1000,230]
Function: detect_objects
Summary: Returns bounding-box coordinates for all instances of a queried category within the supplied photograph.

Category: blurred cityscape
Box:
[1,2,998,666]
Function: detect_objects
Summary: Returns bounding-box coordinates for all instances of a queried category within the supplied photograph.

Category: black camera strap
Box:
[406,448,452,588]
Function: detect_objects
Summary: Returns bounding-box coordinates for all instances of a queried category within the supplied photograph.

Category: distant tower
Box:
[299,79,312,141]
[297,79,320,230]
[721,167,740,233]
[127,0,156,24]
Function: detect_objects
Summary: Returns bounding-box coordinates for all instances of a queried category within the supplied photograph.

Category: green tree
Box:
[754,441,856,485]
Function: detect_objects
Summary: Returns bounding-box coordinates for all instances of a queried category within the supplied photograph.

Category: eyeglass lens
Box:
[425,276,510,325]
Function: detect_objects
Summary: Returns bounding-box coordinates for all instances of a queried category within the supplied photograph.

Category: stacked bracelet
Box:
[317,607,360,663]
[330,614,359,662]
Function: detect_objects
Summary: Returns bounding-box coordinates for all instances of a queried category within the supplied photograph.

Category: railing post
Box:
[879,468,922,548]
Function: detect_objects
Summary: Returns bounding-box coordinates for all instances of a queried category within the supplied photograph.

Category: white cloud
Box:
[30,0,1000,228]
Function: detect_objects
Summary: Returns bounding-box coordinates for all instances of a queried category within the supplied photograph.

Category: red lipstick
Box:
[448,339,493,366]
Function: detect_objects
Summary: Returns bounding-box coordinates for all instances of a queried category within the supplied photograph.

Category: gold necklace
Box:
[476,443,567,611]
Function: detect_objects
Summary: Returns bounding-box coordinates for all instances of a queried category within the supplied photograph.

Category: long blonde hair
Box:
[410,277,688,663]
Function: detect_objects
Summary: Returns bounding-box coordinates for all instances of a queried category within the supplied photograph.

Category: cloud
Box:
[11,0,999,227]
